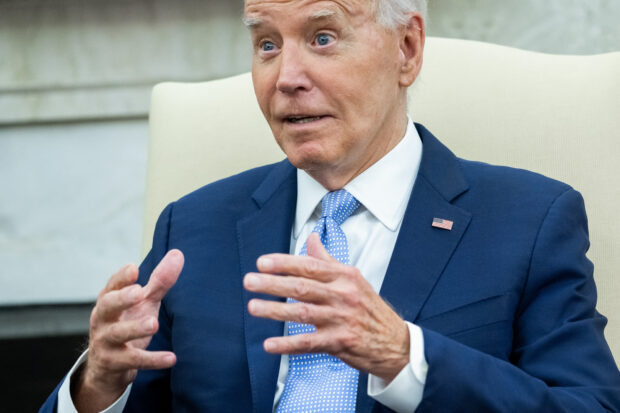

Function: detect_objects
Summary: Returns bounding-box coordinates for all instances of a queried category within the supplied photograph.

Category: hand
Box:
[72,250,184,413]
[243,234,409,382]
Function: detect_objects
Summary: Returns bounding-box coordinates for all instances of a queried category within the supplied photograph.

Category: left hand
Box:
[243,233,410,382]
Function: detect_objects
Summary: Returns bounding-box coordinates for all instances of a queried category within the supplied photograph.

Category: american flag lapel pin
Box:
[432,217,453,231]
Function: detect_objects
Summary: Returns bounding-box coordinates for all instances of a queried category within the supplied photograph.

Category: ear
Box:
[398,12,425,88]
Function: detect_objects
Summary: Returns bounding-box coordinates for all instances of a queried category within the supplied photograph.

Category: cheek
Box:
[252,66,276,118]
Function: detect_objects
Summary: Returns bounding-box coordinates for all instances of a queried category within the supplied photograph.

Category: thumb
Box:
[145,249,184,302]
[306,233,338,263]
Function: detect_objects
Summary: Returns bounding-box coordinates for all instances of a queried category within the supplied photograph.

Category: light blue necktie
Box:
[277,189,360,413]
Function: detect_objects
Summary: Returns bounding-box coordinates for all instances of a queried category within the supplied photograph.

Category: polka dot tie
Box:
[277,189,360,413]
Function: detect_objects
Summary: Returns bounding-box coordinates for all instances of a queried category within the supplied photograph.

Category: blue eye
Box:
[261,41,275,52]
[316,34,332,46]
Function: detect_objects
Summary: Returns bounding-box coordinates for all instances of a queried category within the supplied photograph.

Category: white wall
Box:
[0,120,147,304]
[428,0,620,54]
[1,0,619,307]
[0,0,251,306]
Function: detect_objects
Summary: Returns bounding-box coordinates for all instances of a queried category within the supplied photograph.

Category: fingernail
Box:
[264,340,276,351]
[244,274,260,289]
[258,257,273,271]
[249,300,263,313]
[164,353,176,364]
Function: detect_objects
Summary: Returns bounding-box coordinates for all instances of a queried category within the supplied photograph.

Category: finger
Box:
[264,333,325,355]
[248,299,335,325]
[96,284,144,321]
[257,253,341,283]
[101,317,159,345]
[128,349,176,370]
[103,264,139,294]
[306,232,338,263]
[104,348,177,372]
[144,249,184,302]
[243,273,332,303]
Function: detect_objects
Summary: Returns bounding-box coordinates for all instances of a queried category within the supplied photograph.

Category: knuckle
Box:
[97,351,114,367]
[340,331,358,349]
[297,304,312,324]
[99,292,113,310]
[149,317,159,334]
[304,259,320,276]
[90,325,104,343]
[341,286,361,307]
[329,331,355,356]
[323,335,341,354]
[108,323,124,343]
[123,284,140,303]
[299,334,314,351]
[129,351,144,369]
[293,279,311,299]
[90,307,99,327]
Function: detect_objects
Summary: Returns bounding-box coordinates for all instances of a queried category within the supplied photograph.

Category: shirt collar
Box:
[294,117,423,237]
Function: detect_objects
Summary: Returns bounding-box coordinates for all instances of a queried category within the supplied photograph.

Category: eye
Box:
[261,41,276,52]
[315,33,333,46]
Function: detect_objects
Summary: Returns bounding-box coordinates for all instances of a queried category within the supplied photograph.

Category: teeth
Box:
[288,116,322,124]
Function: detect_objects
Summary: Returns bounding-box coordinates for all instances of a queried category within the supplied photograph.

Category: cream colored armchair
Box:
[144,37,620,363]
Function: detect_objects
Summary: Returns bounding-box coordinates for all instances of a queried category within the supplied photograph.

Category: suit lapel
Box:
[356,124,472,413]
[237,160,297,413]
[381,124,471,322]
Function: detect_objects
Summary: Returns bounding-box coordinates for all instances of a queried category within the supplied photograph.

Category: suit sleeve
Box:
[123,203,175,412]
[417,188,620,412]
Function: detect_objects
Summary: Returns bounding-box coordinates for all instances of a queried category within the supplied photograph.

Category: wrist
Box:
[72,359,129,413]
[373,321,410,382]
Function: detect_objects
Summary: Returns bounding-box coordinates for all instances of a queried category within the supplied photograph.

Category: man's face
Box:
[245,0,414,187]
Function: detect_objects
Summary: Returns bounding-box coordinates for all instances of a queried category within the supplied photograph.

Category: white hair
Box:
[375,0,428,29]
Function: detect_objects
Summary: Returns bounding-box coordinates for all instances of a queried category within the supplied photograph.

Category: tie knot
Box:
[321,189,359,226]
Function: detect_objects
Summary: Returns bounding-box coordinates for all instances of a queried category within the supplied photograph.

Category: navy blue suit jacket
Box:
[41,124,620,412]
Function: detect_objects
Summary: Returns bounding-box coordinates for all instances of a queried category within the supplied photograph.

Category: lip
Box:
[280,115,332,131]
[280,114,332,125]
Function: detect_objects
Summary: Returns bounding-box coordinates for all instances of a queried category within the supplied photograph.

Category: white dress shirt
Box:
[273,117,428,413]
[58,118,428,413]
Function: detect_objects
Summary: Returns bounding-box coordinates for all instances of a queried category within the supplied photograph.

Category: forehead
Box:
[244,0,374,23]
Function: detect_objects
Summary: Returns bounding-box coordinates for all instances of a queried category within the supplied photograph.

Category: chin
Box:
[286,153,327,171]
[279,138,331,169]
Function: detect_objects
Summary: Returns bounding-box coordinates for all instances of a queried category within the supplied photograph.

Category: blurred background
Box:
[1,0,619,409]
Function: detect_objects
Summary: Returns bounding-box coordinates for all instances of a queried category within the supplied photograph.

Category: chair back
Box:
[145,37,620,362]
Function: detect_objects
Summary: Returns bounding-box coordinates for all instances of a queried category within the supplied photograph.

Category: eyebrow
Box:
[310,9,337,20]
[243,9,338,29]
[242,16,262,28]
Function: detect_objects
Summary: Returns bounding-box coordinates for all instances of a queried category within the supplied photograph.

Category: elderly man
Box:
[42,0,620,412]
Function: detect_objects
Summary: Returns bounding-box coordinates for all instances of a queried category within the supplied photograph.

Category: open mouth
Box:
[285,115,326,124]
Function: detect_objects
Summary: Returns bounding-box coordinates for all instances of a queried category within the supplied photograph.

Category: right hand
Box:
[72,249,184,412]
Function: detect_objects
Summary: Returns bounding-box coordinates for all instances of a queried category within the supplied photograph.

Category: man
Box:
[41,0,620,412]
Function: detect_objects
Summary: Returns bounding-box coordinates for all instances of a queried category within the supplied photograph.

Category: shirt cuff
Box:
[367,322,428,413]
[57,349,132,413]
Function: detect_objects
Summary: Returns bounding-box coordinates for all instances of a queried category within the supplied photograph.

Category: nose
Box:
[276,43,312,94]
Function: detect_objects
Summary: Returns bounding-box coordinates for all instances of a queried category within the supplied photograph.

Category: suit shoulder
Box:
[458,158,573,201]
[453,158,582,226]
[173,160,288,209]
